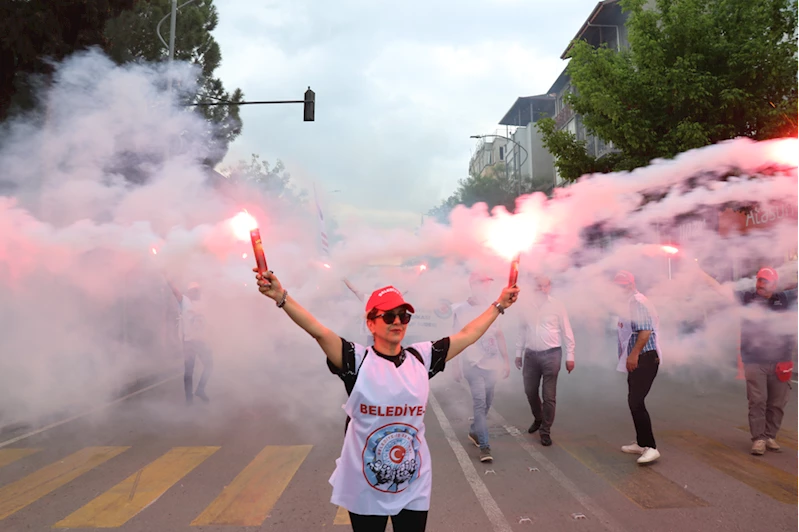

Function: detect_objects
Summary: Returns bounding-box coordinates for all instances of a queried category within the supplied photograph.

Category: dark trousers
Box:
[348,509,428,532]
[628,350,659,448]
[522,347,562,436]
[184,340,212,401]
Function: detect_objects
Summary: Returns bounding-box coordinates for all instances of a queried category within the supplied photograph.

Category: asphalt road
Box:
[0,356,796,532]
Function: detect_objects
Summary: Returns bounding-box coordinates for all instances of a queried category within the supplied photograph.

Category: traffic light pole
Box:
[185,87,315,121]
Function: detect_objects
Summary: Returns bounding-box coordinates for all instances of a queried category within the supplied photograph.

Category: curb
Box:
[0,365,181,437]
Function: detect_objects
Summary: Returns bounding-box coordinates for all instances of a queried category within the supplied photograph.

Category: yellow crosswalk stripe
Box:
[0,448,40,469]
[663,430,798,505]
[0,447,129,521]
[54,446,219,528]
[559,435,709,509]
[333,505,351,525]
[191,445,312,526]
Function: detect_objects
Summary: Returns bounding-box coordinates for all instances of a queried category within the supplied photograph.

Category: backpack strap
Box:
[344,349,370,435]
[405,346,424,367]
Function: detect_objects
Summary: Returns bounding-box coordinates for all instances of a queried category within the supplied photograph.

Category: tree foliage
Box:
[104,0,243,166]
[539,0,798,181]
[0,0,136,121]
[428,164,530,222]
[221,154,306,206]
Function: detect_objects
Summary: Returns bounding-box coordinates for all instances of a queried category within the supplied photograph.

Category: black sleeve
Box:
[428,337,450,380]
[326,338,358,394]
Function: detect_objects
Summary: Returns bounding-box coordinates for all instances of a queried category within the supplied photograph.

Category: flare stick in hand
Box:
[250,228,269,274]
[508,253,521,287]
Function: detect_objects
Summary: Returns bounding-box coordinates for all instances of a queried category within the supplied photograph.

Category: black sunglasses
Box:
[373,311,412,325]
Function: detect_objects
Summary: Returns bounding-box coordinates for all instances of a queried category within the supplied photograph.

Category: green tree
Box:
[0,0,137,121]
[539,0,798,181]
[221,154,306,206]
[104,0,243,166]
[428,164,521,222]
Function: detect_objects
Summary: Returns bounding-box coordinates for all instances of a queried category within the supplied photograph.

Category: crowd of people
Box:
[247,261,794,532]
[159,261,794,532]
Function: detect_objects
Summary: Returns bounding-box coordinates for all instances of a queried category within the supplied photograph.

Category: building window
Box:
[499,146,505,161]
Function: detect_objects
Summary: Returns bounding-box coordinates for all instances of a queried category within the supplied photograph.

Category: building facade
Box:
[468,136,510,177]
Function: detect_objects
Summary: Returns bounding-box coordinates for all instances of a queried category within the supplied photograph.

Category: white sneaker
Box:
[637,447,660,464]
[766,438,781,452]
[621,443,646,454]
[751,440,766,455]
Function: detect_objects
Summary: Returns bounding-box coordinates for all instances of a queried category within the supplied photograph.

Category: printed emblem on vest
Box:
[363,423,420,493]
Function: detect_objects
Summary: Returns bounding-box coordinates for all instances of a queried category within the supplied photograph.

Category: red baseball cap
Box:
[613,270,635,286]
[757,267,778,282]
[365,286,415,314]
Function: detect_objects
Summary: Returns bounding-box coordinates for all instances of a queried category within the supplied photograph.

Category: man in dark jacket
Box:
[698,266,795,455]
[735,268,794,455]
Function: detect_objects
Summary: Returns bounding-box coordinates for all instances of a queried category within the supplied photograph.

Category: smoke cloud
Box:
[0,49,796,436]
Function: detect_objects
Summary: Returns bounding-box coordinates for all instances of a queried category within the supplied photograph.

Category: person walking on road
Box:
[613,271,661,464]
[699,266,795,455]
[167,280,213,405]
[254,268,519,532]
[450,272,511,463]
[515,275,576,447]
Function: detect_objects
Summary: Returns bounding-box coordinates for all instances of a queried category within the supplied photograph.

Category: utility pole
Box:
[167,0,177,92]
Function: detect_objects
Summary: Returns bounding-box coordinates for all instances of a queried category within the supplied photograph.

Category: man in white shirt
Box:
[167,280,213,405]
[451,272,510,463]
[515,275,575,446]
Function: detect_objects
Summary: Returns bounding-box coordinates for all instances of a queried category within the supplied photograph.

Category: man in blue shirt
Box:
[613,271,662,465]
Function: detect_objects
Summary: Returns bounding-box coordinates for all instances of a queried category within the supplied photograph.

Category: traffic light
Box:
[304,87,315,121]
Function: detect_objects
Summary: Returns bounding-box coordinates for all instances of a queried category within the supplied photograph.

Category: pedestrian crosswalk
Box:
[0,426,795,529]
[55,446,219,528]
[191,445,312,526]
[0,446,129,521]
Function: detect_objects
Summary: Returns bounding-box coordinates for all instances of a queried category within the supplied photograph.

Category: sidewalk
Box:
[0,363,181,438]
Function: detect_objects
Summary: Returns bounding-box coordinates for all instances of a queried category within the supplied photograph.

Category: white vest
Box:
[329,342,434,515]
[616,315,633,373]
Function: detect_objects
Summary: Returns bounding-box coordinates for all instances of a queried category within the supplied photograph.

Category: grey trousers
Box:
[184,340,213,401]
[522,347,562,436]
[744,362,791,442]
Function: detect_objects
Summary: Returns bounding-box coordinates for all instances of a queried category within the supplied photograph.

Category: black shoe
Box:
[479,447,493,462]
[195,391,210,403]
[528,420,541,434]
[540,434,552,446]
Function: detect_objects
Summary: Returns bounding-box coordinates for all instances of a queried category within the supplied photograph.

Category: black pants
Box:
[349,509,428,532]
[627,350,659,448]
[184,340,212,401]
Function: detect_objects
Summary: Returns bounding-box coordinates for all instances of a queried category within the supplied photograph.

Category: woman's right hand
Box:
[253,268,283,301]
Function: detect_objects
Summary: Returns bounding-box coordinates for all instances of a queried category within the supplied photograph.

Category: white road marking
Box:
[0,373,181,449]
[428,392,514,532]
[490,410,626,532]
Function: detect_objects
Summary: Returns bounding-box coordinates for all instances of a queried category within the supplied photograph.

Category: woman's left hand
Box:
[497,285,520,309]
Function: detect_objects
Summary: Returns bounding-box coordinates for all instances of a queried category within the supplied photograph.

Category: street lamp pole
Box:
[470,134,529,197]
[168,0,177,64]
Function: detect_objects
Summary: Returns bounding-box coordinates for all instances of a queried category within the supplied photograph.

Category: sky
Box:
[213,0,595,229]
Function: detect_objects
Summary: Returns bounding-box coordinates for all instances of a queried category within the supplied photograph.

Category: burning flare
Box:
[483,210,539,260]
[230,211,259,242]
